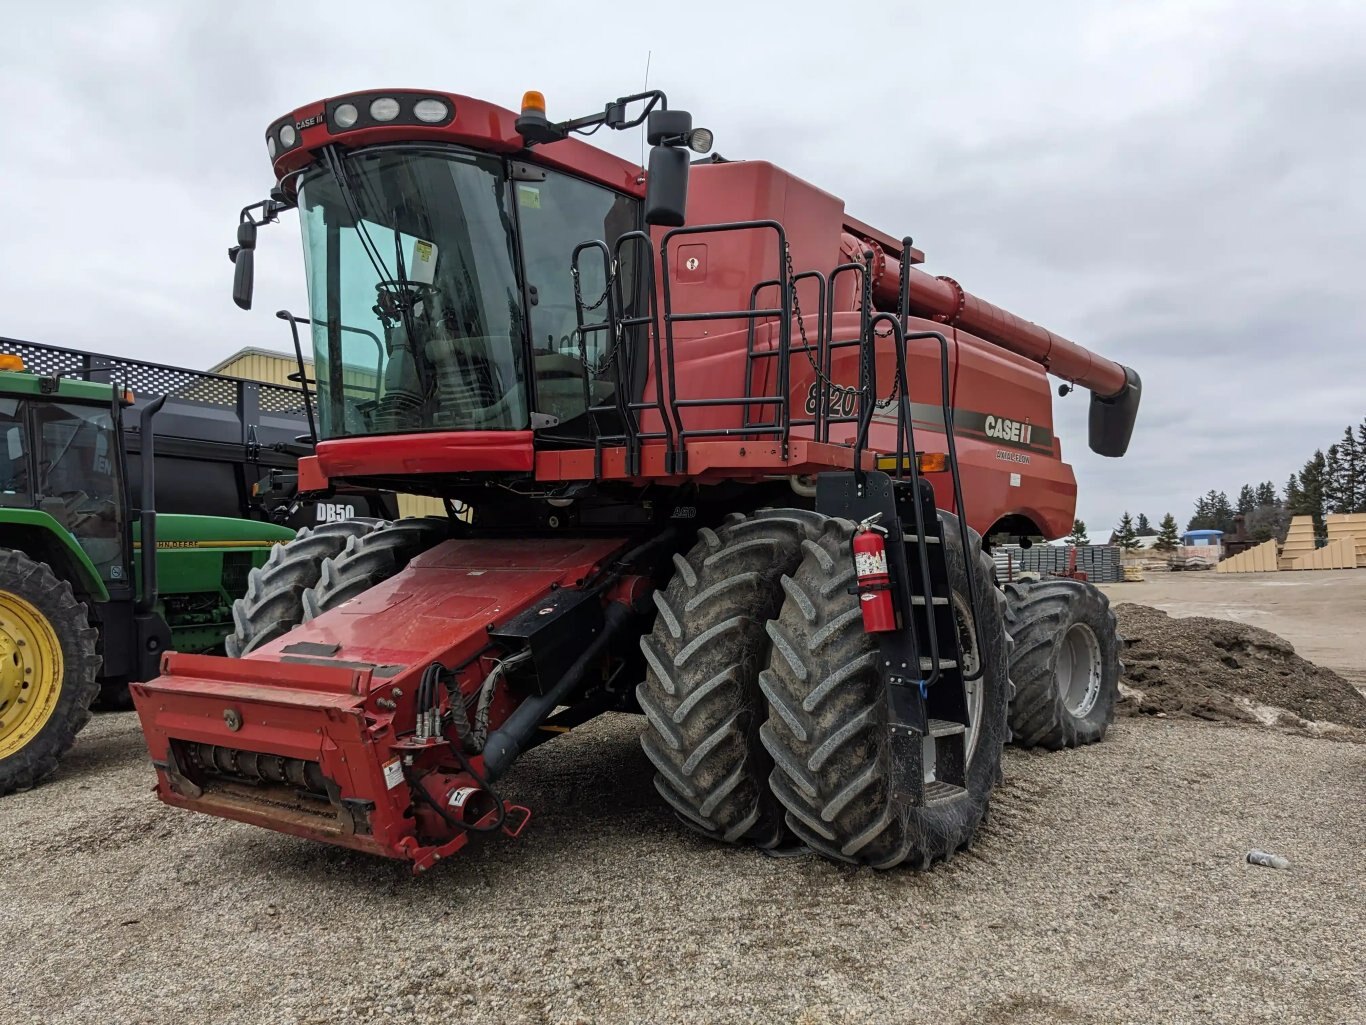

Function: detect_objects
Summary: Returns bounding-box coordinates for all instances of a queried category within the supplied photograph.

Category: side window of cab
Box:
[515,170,640,427]
[0,398,29,502]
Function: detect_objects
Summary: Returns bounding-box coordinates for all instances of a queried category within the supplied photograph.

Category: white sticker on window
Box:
[408,238,438,284]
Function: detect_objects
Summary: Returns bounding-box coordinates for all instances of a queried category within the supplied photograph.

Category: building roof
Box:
[208,346,313,374]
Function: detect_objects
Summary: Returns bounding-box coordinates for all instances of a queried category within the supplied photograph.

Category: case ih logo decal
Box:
[983,415,1033,445]
[804,383,1054,454]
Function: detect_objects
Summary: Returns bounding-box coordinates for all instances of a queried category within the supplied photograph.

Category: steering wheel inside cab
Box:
[373,280,443,322]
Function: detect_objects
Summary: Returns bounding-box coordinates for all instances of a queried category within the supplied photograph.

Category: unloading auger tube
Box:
[840,234,1142,457]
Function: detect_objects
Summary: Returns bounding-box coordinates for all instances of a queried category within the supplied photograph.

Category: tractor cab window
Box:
[299,147,528,439]
[0,399,29,504]
[33,402,126,583]
[516,172,641,430]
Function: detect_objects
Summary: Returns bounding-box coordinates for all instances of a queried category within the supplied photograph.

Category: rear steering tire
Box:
[759,513,1011,869]
[225,518,387,657]
[1004,579,1120,749]
[637,508,827,849]
[302,518,450,621]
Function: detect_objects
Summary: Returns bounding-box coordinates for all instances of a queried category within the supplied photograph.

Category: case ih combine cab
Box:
[132,88,1140,872]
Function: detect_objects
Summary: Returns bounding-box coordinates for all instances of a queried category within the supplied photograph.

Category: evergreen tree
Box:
[1113,511,1140,551]
[1256,481,1278,506]
[1284,474,1301,510]
[1292,450,1329,540]
[1211,490,1235,534]
[1335,426,1360,513]
[1135,512,1156,536]
[1323,444,1343,514]
[1067,519,1089,546]
[1189,490,1236,534]
[1154,513,1179,552]
[1237,484,1257,516]
[1187,494,1211,532]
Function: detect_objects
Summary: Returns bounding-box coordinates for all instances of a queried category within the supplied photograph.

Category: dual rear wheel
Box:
[638,508,1011,869]
[638,508,1121,869]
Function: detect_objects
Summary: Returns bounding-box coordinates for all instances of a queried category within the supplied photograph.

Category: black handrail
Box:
[274,311,318,442]
[658,220,791,471]
[892,235,983,683]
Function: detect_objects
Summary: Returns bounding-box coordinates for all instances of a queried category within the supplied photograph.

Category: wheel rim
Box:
[0,590,64,758]
[1057,622,1103,717]
[923,594,985,784]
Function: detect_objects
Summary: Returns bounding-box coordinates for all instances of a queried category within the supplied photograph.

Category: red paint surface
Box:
[315,431,535,476]
[295,455,328,493]
[131,537,629,865]
[271,92,644,199]
[264,92,1115,541]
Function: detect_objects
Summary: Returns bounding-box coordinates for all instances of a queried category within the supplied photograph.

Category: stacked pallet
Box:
[1279,516,1318,569]
[991,545,1123,583]
[1216,537,1279,573]
[1324,512,1366,568]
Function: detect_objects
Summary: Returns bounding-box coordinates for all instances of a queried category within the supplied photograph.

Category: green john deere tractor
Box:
[0,356,293,794]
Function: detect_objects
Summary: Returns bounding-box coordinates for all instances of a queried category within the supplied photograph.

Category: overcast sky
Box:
[2,1,1362,535]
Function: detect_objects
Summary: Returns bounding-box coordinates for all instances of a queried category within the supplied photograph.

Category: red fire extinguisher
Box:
[852,514,897,633]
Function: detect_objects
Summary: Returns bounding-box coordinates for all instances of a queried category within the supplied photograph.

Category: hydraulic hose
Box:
[481,601,635,781]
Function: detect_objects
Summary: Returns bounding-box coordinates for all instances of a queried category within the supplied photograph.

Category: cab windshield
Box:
[299,148,528,437]
[298,145,642,443]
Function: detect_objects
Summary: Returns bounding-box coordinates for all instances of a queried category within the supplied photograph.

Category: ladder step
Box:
[926,718,966,738]
[909,596,949,606]
[919,658,957,671]
[923,780,967,804]
[902,533,940,544]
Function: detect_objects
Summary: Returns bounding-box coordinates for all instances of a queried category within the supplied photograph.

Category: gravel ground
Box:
[3,712,1363,1025]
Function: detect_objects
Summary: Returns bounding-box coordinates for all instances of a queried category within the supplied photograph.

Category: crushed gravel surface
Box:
[3,711,1363,1025]
[1116,603,1366,735]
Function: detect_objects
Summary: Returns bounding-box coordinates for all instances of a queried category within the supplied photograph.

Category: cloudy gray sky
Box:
[2,1,1362,535]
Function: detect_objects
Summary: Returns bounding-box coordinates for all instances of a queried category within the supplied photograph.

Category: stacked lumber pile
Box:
[1323,512,1366,568]
[1279,516,1317,569]
[1216,537,1279,573]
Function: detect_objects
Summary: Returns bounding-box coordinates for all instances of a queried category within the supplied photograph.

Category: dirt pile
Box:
[1114,603,1366,733]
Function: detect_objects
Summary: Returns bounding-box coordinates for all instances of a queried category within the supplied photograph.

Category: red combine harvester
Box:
[132,88,1140,872]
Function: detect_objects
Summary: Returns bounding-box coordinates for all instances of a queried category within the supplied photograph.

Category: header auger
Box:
[134,86,1138,872]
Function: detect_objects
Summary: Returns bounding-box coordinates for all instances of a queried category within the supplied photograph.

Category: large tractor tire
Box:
[1004,579,1121,749]
[302,518,450,621]
[0,549,101,795]
[225,518,386,657]
[637,508,827,849]
[760,514,1011,869]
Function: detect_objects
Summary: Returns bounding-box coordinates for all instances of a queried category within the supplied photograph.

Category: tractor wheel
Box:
[302,518,450,621]
[760,513,1011,869]
[225,518,387,657]
[1004,579,1120,749]
[0,549,101,795]
[637,508,828,849]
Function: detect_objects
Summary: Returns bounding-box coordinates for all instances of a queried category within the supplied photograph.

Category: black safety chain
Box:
[571,259,624,374]
[786,244,898,412]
